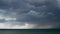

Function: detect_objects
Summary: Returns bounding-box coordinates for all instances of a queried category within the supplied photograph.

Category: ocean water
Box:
[0,29,60,34]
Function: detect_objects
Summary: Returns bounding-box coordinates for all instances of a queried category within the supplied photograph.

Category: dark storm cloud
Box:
[0,0,31,16]
[16,0,59,22]
[0,0,60,28]
[0,0,31,24]
[16,0,60,28]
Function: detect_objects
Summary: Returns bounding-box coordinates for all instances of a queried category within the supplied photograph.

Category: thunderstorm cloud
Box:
[0,0,60,29]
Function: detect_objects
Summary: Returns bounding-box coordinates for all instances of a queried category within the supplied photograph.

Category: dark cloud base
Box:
[0,0,60,28]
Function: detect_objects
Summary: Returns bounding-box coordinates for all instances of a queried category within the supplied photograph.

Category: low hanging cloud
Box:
[0,0,60,29]
[0,22,54,29]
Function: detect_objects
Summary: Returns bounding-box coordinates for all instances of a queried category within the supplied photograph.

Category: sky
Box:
[0,0,60,29]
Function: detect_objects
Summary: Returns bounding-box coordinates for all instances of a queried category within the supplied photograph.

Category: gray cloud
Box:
[0,0,60,28]
[16,0,60,28]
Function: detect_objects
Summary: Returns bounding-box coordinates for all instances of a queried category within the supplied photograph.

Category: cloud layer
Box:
[0,22,54,29]
[0,0,60,29]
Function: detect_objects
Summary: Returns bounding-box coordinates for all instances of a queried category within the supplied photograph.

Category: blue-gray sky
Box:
[0,0,60,29]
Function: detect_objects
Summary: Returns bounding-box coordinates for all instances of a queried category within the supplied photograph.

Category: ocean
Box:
[0,29,60,34]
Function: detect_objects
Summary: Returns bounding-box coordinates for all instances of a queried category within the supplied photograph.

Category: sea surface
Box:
[0,29,60,34]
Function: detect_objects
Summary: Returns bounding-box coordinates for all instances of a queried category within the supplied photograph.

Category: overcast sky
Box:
[0,0,60,29]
